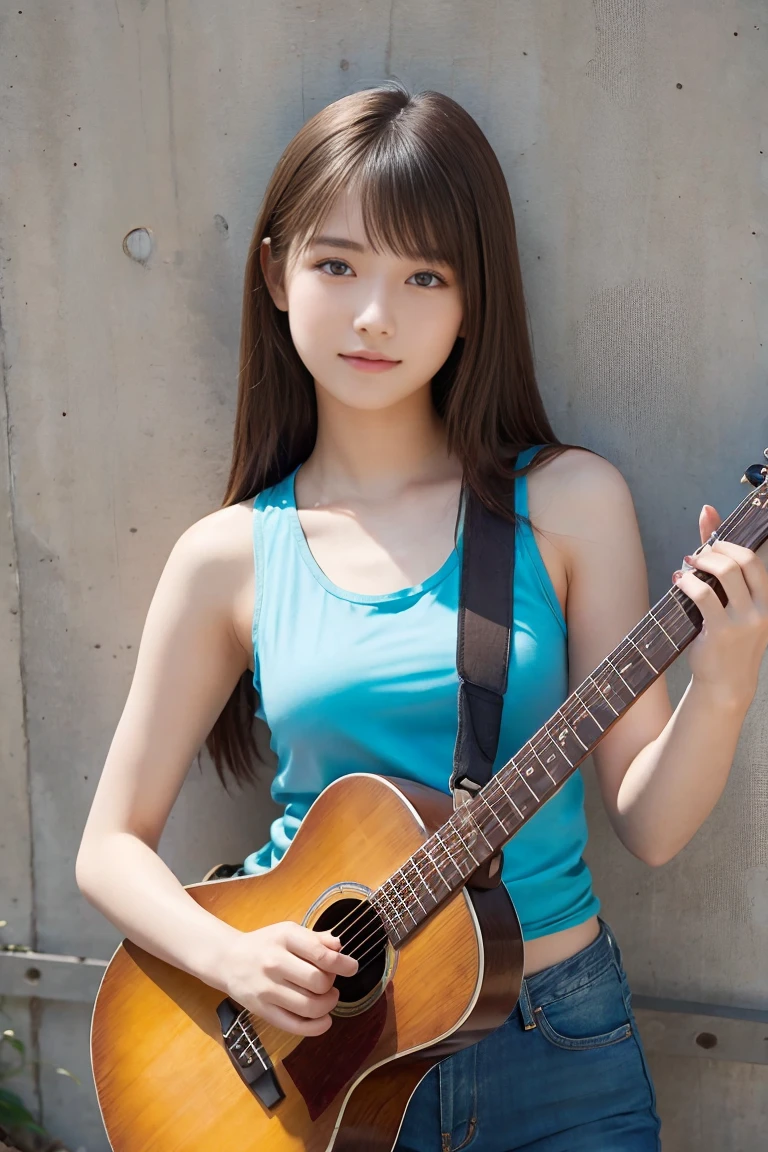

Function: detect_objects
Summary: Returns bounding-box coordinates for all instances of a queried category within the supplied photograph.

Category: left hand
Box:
[672,504,768,708]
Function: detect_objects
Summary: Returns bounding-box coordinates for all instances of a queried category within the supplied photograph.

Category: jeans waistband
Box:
[517,918,622,1025]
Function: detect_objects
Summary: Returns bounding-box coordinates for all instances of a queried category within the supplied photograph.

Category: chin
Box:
[315,376,430,412]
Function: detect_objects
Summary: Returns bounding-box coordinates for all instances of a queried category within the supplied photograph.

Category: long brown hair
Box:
[206,81,568,787]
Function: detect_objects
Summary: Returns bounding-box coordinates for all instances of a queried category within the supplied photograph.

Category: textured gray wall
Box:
[1,1,766,1148]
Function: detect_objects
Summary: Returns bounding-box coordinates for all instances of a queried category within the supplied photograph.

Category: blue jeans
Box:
[394,918,661,1151]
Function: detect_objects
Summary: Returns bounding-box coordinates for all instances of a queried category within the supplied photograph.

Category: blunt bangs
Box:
[284,108,473,283]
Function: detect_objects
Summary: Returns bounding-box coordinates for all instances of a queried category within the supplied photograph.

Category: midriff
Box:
[522,914,601,976]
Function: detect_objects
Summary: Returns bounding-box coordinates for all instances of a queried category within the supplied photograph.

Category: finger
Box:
[711,541,768,612]
[681,547,752,617]
[272,982,340,1021]
[287,926,359,976]
[258,1001,333,1038]
[673,569,728,628]
[281,954,337,996]
[323,945,359,977]
[699,504,722,546]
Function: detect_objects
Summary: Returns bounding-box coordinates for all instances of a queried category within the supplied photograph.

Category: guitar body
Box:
[91,773,525,1152]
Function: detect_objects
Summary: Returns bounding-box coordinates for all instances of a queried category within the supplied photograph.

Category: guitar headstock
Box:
[741,452,768,491]
[731,448,768,553]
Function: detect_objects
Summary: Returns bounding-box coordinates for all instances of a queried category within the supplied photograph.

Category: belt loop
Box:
[602,918,624,975]
[518,978,537,1030]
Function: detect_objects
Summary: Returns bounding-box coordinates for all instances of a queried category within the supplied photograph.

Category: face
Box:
[261,186,465,411]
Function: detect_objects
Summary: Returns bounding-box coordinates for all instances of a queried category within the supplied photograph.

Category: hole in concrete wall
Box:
[695,1031,718,1049]
[24,967,42,985]
[123,227,153,264]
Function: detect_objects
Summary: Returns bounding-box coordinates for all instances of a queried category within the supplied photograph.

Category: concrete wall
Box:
[1,1,766,1148]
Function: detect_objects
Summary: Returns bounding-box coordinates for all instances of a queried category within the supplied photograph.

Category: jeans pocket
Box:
[533,966,634,1052]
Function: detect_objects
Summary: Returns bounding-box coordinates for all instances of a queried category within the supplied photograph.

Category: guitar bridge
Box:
[216,998,284,1110]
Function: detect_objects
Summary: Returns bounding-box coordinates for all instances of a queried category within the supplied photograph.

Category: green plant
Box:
[0,1028,45,1138]
[0,1001,77,1152]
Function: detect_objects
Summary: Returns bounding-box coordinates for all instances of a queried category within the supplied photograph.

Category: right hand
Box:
[222,922,359,1036]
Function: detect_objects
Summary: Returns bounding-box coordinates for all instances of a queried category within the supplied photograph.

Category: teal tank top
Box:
[242,445,600,941]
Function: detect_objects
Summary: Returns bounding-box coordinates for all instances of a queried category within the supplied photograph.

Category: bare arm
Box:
[77,509,254,980]
[533,450,768,866]
[76,507,356,1034]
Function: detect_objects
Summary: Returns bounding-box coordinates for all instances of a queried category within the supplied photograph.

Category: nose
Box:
[352,281,395,338]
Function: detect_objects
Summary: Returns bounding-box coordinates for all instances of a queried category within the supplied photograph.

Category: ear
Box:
[260,237,289,312]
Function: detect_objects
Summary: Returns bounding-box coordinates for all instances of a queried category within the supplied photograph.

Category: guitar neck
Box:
[372,478,768,949]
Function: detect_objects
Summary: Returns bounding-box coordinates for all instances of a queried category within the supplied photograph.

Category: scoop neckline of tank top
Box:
[283,465,460,604]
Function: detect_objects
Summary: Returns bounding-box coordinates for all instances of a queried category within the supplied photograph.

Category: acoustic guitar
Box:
[90,456,768,1152]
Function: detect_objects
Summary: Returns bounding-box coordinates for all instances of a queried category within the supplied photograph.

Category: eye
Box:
[316,259,353,277]
[409,270,446,288]
[315,259,447,288]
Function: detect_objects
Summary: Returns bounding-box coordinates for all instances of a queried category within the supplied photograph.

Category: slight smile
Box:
[339,353,402,372]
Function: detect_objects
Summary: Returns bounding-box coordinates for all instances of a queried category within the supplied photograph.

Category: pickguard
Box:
[283,985,391,1121]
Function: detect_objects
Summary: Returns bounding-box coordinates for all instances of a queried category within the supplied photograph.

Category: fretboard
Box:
[371,475,768,949]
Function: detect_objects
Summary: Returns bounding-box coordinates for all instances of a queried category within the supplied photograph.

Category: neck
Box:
[306,382,452,501]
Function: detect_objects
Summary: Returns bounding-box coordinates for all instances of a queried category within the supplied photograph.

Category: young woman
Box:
[77,84,768,1150]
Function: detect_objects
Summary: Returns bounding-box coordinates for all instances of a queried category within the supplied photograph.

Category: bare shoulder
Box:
[527,448,636,549]
[524,448,638,609]
[172,498,254,571]
[166,498,256,665]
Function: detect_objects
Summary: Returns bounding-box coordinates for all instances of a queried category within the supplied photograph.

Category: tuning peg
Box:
[741,464,768,487]
[764,447,768,461]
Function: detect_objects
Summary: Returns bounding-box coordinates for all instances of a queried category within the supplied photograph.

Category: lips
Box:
[340,352,400,363]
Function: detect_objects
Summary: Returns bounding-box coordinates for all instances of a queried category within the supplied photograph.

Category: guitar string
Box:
[246,487,767,1060]
[249,489,768,1064]
[253,573,762,1059]
[262,489,764,984]
[286,488,767,972]
[286,540,746,973]
[311,488,767,956]
[305,576,711,958]
[343,601,694,975]
[245,578,722,1059]
[347,490,766,959]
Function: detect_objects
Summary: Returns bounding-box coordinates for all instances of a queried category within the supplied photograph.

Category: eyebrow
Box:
[311,235,368,252]
[309,235,451,268]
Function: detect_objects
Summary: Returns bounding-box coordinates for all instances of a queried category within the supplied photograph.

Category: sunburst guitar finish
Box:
[91,774,525,1152]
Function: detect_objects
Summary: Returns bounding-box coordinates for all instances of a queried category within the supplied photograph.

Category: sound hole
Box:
[313,898,388,1006]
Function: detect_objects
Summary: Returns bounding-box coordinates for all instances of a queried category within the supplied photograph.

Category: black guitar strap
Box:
[449,468,517,885]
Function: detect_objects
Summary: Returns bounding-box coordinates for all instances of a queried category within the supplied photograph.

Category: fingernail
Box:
[683,555,695,565]
[672,570,683,582]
